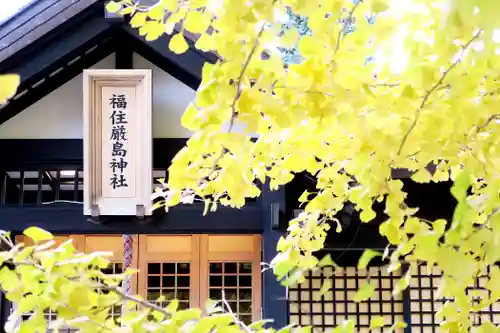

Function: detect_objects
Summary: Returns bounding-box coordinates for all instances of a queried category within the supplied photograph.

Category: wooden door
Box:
[199,235,261,322]
[137,235,201,309]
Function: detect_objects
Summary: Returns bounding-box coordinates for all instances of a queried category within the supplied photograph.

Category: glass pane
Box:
[210,275,223,287]
[210,263,222,274]
[225,289,238,301]
[148,275,161,288]
[178,263,190,274]
[209,261,255,320]
[239,289,252,300]
[162,275,175,288]
[178,289,190,300]
[224,263,237,274]
[162,263,176,274]
[209,289,222,300]
[240,302,252,314]
[179,301,190,310]
[147,291,161,301]
[226,301,238,312]
[177,275,190,287]
[225,275,237,287]
[239,275,252,287]
[148,263,161,274]
[163,291,176,300]
[239,263,252,274]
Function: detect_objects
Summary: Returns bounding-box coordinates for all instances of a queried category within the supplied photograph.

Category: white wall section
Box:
[0,54,196,139]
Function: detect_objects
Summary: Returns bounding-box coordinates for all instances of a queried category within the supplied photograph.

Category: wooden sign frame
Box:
[83,69,152,217]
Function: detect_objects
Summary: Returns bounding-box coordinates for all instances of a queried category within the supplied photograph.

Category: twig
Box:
[221,291,252,333]
[369,83,400,88]
[334,0,363,53]
[99,284,169,317]
[475,114,500,133]
[396,30,483,156]
[202,23,266,184]
[4,239,171,318]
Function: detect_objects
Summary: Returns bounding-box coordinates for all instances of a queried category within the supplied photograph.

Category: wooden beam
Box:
[0,204,262,234]
[115,31,133,69]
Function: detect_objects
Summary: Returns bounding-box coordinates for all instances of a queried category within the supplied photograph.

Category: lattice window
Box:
[99,262,124,319]
[14,234,261,328]
[146,262,191,310]
[409,265,500,332]
[199,235,261,322]
[289,266,404,332]
[208,262,254,324]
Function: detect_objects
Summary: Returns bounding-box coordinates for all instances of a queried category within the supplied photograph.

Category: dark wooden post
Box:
[261,182,288,328]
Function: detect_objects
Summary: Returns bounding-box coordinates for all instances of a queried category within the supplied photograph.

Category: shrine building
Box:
[0,1,498,332]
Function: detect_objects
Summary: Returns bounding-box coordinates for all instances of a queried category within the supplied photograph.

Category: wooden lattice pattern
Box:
[410,265,500,332]
[146,262,191,310]
[208,262,254,324]
[289,266,404,332]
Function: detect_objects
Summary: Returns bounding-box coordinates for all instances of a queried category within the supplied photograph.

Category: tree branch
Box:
[334,0,363,53]
[475,114,500,133]
[202,23,266,184]
[396,30,483,156]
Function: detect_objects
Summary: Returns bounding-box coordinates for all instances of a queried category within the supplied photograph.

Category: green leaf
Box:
[318,254,337,267]
[169,33,189,54]
[152,310,165,321]
[130,12,147,28]
[357,249,382,270]
[370,315,385,329]
[0,74,20,103]
[184,11,210,34]
[148,4,164,20]
[105,1,121,13]
[203,199,210,216]
[360,208,376,222]
[390,321,408,331]
[354,282,375,302]
[18,294,38,313]
[320,279,332,295]
[172,308,202,322]
[23,227,53,243]
[167,299,179,313]
[298,190,310,203]
[371,0,390,13]
[451,170,470,202]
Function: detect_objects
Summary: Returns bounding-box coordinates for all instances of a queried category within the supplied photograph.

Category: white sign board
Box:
[83,70,152,216]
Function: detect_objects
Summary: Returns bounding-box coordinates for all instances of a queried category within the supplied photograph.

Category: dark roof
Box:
[0,0,216,125]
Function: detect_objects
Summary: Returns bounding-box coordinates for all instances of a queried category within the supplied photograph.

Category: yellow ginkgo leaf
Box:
[148,4,164,20]
[169,33,189,54]
[130,12,147,28]
[184,11,210,34]
[0,74,20,105]
[105,1,121,13]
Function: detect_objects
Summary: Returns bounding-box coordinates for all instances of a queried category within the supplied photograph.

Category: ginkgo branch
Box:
[0,237,255,332]
[334,0,363,53]
[202,23,266,184]
[396,30,483,156]
[475,114,500,133]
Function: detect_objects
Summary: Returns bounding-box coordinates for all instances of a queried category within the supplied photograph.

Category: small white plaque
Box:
[83,70,152,216]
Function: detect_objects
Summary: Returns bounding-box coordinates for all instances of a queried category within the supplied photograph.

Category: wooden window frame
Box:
[200,235,262,320]
[137,235,201,308]
[15,234,262,321]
